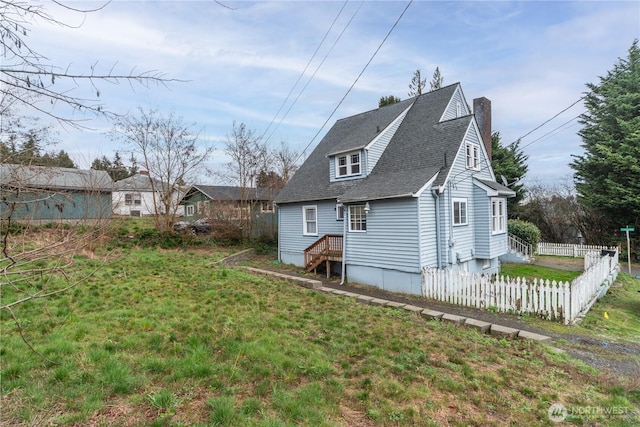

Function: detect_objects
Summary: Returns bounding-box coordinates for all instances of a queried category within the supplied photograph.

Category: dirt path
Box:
[241,254,640,378]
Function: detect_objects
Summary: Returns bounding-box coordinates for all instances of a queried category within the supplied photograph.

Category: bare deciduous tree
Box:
[222,121,270,238]
[110,108,213,232]
[0,0,180,129]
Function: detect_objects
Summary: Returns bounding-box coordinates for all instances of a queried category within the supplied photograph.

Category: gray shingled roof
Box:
[276,83,474,204]
[1,164,113,192]
[184,185,278,202]
[474,178,516,197]
[114,174,165,192]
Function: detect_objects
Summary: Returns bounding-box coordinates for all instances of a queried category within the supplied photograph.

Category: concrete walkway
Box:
[244,266,552,344]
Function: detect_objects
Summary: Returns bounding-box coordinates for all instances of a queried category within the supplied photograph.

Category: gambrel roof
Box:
[276,83,510,205]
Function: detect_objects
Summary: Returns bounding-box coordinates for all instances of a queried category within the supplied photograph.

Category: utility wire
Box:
[295,0,413,164]
[259,0,349,143]
[264,1,365,145]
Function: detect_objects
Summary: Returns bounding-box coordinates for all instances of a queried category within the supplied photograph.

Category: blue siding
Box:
[473,185,491,258]
[418,191,439,268]
[345,198,419,272]
[441,86,469,121]
[278,200,343,266]
[438,124,496,267]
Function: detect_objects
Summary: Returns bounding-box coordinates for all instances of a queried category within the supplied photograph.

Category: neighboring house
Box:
[179,185,278,236]
[275,83,515,295]
[0,163,113,225]
[112,172,184,217]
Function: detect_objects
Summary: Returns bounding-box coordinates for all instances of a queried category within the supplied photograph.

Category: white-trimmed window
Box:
[186,205,195,216]
[349,205,367,232]
[466,143,480,170]
[303,205,317,236]
[336,151,362,178]
[492,198,506,234]
[124,192,141,206]
[452,198,468,226]
[260,201,274,213]
[336,204,344,220]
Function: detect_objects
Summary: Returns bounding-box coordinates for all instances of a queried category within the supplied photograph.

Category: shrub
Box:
[508,219,541,252]
[252,233,277,255]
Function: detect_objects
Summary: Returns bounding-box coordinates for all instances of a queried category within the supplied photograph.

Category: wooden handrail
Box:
[304,234,343,271]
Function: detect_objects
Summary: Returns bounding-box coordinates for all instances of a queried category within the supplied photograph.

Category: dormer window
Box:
[336,151,361,178]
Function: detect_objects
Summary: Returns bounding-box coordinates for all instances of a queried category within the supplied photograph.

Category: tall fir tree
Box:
[490,132,528,218]
[379,95,401,107]
[430,66,443,91]
[570,40,640,242]
[408,69,426,97]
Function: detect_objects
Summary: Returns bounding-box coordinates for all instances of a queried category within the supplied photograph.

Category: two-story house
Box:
[275,83,514,295]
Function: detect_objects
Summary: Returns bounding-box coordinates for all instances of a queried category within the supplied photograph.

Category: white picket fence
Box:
[421,250,619,324]
[536,242,618,258]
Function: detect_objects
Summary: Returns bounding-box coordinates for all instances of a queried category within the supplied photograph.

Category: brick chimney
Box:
[473,97,492,161]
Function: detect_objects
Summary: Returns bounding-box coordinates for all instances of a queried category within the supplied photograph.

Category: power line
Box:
[508,96,585,147]
[258,1,350,143]
[295,0,414,164]
[264,1,365,145]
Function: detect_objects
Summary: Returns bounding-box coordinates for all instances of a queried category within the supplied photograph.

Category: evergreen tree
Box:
[379,95,401,107]
[430,66,443,91]
[90,151,134,181]
[570,40,640,243]
[408,69,426,97]
[491,132,528,218]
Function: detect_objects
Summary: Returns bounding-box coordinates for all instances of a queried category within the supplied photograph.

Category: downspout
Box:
[340,204,347,285]
[431,188,442,269]
[447,180,454,266]
[276,203,281,262]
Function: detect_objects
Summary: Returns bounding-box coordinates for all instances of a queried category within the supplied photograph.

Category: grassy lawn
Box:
[1,247,639,426]
[499,262,582,283]
[523,271,640,344]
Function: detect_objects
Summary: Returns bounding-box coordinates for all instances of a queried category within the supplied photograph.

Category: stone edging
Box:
[243,267,551,343]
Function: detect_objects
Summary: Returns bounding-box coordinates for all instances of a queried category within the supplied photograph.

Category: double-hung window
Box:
[466,143,480,170]
[491,198,506,234]
[452,198,468,226]
[336,204,344,220]
[186,205,195,216]
[124,192,141,206]
[336,151,361,178]
[303,206,317,235]
[349,205,367,232]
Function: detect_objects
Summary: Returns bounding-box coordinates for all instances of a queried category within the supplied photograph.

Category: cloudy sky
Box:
[18,0,640,186]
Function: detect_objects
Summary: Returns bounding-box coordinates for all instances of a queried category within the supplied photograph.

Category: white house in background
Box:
[275,83,515,295]
[112,172,184,217]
